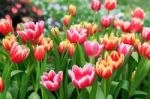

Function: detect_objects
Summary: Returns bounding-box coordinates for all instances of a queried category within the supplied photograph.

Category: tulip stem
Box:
[103,78,110,98]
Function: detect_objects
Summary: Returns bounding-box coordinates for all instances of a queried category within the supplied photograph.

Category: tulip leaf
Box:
[11,70,24,77]
[130,90,148,99]
[28,92,40,99]
[89,76,98,99]
[96,83,105,99]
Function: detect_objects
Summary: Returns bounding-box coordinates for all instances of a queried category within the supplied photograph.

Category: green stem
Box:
[103,78,110,98]
[35,61,41,92]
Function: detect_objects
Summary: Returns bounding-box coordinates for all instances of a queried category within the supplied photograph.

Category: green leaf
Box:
[11,70,24,77]
[89,76,98,99]
[96,83,105,99]
[131,90,148,99]
[28,92,40,99]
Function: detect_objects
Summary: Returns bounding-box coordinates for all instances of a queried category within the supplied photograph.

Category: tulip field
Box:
[1,0,150,99]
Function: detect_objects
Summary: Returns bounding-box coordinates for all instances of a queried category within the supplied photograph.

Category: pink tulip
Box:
[17,21,44,43]
[0,18,12,35]
[120,21,131,33]
[67,26,87,44]
[41,70,63,91]
[84,41,104,58]
[130,18,143,33]
[68,64,95,89]
[91,0,101,12]
[104,0,117,11]
[101,16,113,28]
[142,27,150,41]
[10,42,30,63]
[117,43,132,55]
[132,7,145,20]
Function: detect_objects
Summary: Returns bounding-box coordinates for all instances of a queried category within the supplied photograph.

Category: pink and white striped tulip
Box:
[91,0,101,12]
[67,26,87,44]
[84,41,104,58]
[68,64,96,89]
[142,27,150,41]
[117,43,132,55]
[41,70,63,91]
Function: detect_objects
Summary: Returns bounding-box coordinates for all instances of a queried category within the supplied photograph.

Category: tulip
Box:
[84,41,104,58]
[121,33,135,45]
[132,7,145,20]
[67,26,87,44]
[58,40,75,56]
[34,45,46,61]
[10,42,30,63]
[104,0,117,11]
[17,21,44,43]
[110,51,124,70]
[0,77,4,92]
[130,18,143,33]
[100,34,118,50]
[11,7,18,14]
[63,15,71,27]
[134,39,141,50]
[142,27,150,41]
[101,16,113,28]
[96,53,113,79]
[69,4,76,16]
[51,27,60,36]
[117,43,133,55]
[41,70,63,91]
[0,18,12,35]
[114,19,123,30]
[120,21,131,33]
[68,64,95,89]
[91,0,101,12]
[2,35,16,51]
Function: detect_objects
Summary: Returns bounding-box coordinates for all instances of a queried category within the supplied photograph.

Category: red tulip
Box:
[0,18,12,35]
[104,0,117,11]
[10,42,30,63]
[130,18,143,33]
[117,43,133,55]
[120,21,131,33]
[132,7,145,20]
[84,41,104,58]
[142,27,150,41]
[91,0,101,12]
[2,35,16,51]
[100,34,118,50]
[110,51,124,70]
[68,64,95,89]
[63,15,71,27]
[69,4,76,16]
[121,33,135,45]
[34,45,45,61]
[101,16,113,28]
[0,77,4,92]
[17,21,44,43]
[96,52,113,79]
[67,26,87,44]
[41,70,63,91]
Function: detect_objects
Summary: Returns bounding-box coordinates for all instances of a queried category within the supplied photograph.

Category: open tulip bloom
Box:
[0,0,150,99]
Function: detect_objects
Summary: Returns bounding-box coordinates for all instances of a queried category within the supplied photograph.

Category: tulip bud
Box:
[34,45,46,61]
[69,4,76,16]
[101,16,113,28]
[0,77,4,92]
[130,18,143,33]
[51,27,60,36]
[142,27,150,41]
[0,18,12,35]
[63,15,71,27]
[104,0,117,11]
[132,7,145,20]
[120,21,131,33]
[91,0,101,12]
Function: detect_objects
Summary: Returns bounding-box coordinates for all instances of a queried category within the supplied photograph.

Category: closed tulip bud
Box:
[41,70,63,91]
[120,21,131,33]
[84,41,104,58]
[2,35,16,51]
[40,37,53,52]
[104,0,117,11]
[63,15,71,27]
[132,7,145,20]
[100,34,118,50]
[51,27,60,36]
[134,39,141,50]
[68,63,96,89]
[67,26,87,44]
[117,43,133,55]
[0,77,4,92]
[96,52,113,79]
[67,43,75,56]
[142,27,150,41]
[110,51,124,70]
[69,4,76,16]
[101,16,113,28]
[130,18,143,33]
[121,33,135,45]
[10,42,30,63]
[34,45,45,61]
[0,18,12,35]
[91,0,101,12]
